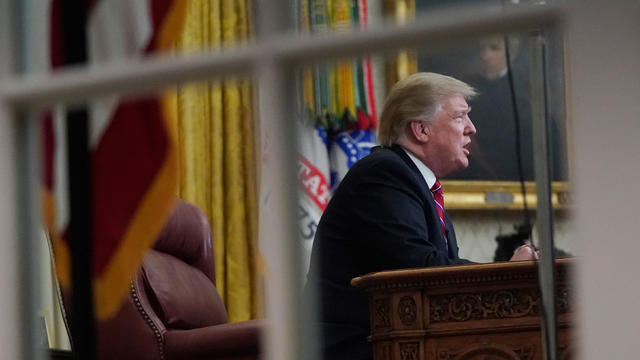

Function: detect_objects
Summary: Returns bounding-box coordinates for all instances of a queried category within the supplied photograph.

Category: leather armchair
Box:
[96,200,263,360]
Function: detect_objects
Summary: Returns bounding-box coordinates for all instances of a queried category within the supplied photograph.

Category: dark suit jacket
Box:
[305,145,473,360]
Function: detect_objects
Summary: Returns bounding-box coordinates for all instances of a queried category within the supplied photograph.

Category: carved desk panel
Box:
[352,259,573,360]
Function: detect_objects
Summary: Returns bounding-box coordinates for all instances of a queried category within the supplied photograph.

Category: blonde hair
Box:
[377,72,477,146]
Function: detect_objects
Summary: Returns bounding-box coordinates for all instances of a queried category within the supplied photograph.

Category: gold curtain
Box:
[166,0,261,322]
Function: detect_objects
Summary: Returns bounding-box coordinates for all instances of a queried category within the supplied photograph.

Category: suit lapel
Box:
[386,145,451,255]
[443,211,459,259]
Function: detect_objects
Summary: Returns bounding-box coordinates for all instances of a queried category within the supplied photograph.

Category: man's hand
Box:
[510,243,539,261]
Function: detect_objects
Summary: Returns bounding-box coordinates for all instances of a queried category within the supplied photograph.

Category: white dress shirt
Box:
[401,147,437,190]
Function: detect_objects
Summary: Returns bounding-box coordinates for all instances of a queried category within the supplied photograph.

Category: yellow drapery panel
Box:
[167,0,261,322]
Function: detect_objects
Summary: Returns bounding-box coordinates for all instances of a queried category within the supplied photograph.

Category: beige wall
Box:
[452,211,576,263]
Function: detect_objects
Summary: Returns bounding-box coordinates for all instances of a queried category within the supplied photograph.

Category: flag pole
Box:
[61,0,95,359]
[66,109,95,360]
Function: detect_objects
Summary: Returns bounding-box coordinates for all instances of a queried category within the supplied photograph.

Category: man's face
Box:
[479,39,507,80]
[423,95,476,178]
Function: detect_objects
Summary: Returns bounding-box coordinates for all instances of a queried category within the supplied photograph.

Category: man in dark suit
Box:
[305,72,537,360]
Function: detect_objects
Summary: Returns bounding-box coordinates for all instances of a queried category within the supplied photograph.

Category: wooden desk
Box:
[351,259,573,360]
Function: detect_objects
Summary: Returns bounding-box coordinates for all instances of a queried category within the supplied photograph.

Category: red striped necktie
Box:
[430,180,448,249]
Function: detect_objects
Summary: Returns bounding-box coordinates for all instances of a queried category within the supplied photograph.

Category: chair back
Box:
[98,200,228,360]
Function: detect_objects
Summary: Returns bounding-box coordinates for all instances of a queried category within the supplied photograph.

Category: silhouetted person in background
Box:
[449,35,535,181]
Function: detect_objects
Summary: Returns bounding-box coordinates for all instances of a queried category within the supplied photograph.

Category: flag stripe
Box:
[48,0,64,68]
[43,114,56,190]
[94,99,177,318]
[91,99,170,275]
[88,0,152,63]
[150,0,188,52]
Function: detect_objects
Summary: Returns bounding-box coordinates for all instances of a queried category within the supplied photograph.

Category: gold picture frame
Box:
[441,180,570,210]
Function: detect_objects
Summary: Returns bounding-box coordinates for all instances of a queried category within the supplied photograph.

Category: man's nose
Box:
[466,118,477,135]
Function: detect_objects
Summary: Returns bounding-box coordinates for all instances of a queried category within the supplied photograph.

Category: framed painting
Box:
[382,0,570,210]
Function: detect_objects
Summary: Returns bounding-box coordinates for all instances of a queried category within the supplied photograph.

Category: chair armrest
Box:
[164,320,264,359]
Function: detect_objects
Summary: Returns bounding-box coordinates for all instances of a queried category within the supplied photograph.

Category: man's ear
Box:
[408,120,430,144]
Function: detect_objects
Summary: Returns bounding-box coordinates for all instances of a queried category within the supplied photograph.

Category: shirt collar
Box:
[401,147,437,189]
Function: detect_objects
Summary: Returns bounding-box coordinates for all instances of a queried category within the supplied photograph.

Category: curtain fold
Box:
[169,0,260,322]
